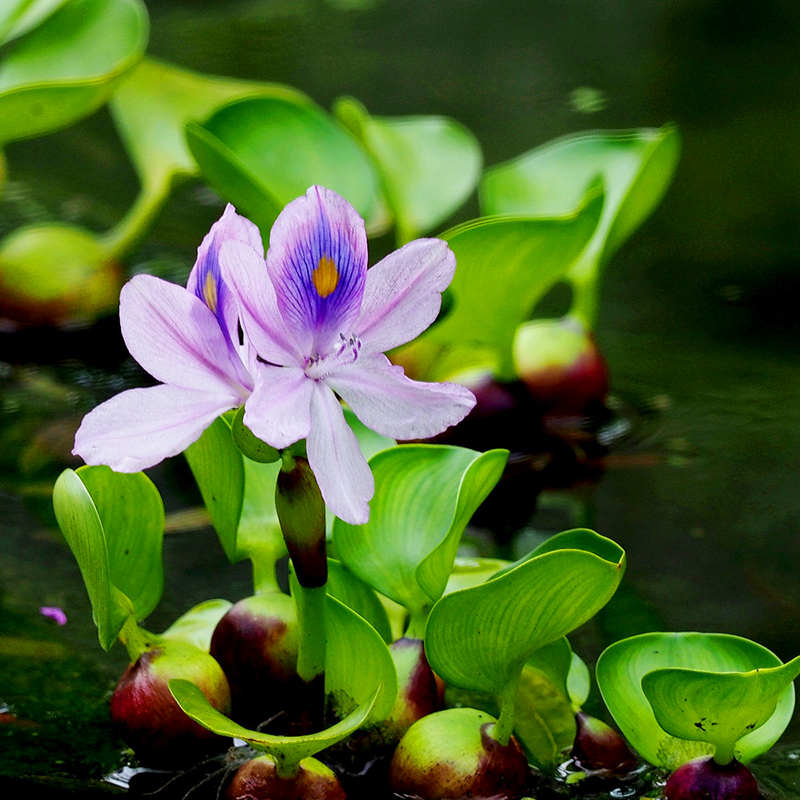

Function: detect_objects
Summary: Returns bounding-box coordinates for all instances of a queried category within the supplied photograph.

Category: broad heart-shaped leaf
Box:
[406,186,604,381]
[642,656,800,766]
[480,126,680,326]
[332,445,508,628]
[596,632,798,770]
[52,469,133,650]
[160,599,233,652]
[186,95,383,237]
[169,595,395,769]
[425,536,626,697]
[76,465,165,621]
[0,0,148,144]
[0,0,70,44]
[334,96,482,245]
[105,58,306,256]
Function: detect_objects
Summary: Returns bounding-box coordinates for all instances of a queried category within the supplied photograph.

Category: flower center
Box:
[304,333,361,380]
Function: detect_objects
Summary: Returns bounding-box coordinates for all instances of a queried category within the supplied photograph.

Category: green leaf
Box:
[567,650,592,709]
[642,656,800,765]
[160,599,233,652]
[105,57,306,255]
[52,469,131,650]
[596,632,798,769]
[169,594,395,768]
[480,125,680,326]
[170,677,380,770]
[443,556,512,595]
[408,185,604,381]
[76,465,165,621]
[186,95,382,236]
[326,559,392,644]
[325,595,397,725]
[334,96,482,244]
[0,0,71,44]
[425,534,626,697]
[231,406,280,463]
[0,0,148,144]
[332,445,508,627]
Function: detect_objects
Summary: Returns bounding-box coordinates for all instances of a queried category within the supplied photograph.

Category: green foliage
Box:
[0,0,148,144]
[596,632,798,770]
[333,445,508,633]
[52,466,164,650]
[335,96,482,244]
[186,95,383,236]
[405,186,604,381]
[160,599,233,652]
[0,1,71,44]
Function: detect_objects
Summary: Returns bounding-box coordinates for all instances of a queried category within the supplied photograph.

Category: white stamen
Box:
[304,334,361,380]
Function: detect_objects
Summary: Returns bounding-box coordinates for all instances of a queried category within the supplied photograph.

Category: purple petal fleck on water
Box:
[40,606,67,626]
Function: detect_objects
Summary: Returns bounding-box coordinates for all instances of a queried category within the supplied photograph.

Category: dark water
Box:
[2,0,800,794]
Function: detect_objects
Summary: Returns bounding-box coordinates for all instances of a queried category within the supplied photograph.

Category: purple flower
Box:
[219,186,475,524]
[73,205,259,471]
[40,606,68,626]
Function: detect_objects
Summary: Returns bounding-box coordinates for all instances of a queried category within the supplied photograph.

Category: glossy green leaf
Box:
[480,126,680,325]
[334,96,482,244]
[105,58,305,256]
[567,650,592,709]
[327,559,392,644]
[161,599,233,652]
[0,0,148,144]
[325,595,397,724]
[409,186,604,381]
[596,632,797,769]
[426,535,626,696]
[170,678,380,770]
[333,445,508,626]
[443,556,511,595]
[186,96,382,236]
[642,655,800,765]
[76,465,164,621]
[0,0,70,44]
[184,416,245,564]
[52,468,131,650]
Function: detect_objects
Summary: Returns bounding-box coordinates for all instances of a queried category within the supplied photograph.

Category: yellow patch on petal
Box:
[313,255,339,298]
[203,271,218,313]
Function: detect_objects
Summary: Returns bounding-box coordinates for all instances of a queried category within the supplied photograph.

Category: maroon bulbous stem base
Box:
[570,711,638,775]
[226,756,347,800]
[665,756,760,800]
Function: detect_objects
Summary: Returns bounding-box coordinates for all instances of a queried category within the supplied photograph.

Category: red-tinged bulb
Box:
[665,756,760,800]
[209,593,300,728]
[571,711,638,774]
[226,755,347,800]
[110,641,231,768]
[513,318,609,414]
[389,707,530,800]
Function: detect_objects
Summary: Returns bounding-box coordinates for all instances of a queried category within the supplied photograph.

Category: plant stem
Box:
[294,583,327,683]
[491,672,520,746]
[117,615,157,661]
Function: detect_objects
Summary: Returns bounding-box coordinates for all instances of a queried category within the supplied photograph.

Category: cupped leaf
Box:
[406,186,604,381]
[76,465,164,620]
[596,632,797,770]
[160,599,233,652]
[0,0,148,144]
[567,650,592,709]
[105,57,305,256]
[0,0,71,44]
[480,125,680,326]
[335,96,482,244]
[443,556,511,595]
[333,445,508,629]
[426,533,626,696]
[170,678,380,772]
[642,656,800,766]
[52,468,132,649]
[327,559,392,644]
[186,95,382,236]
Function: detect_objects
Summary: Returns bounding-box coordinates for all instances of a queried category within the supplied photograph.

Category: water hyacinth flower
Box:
[73,205,259,471]
[220,186,475,523]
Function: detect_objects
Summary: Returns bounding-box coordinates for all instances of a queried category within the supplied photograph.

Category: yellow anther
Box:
[312,255,339,298]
